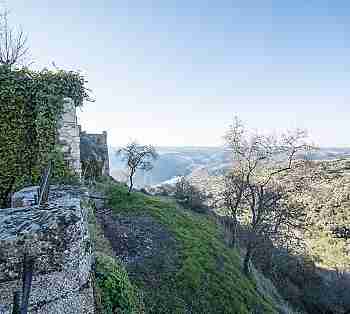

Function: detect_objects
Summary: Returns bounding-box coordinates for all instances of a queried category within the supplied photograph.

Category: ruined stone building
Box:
[57,98,110,178]
[57,98,82,176]
[80,131,110,178]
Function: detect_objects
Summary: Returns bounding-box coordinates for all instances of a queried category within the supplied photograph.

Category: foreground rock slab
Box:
[0,186,94,314]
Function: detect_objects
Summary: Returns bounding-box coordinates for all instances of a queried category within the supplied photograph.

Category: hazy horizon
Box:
[109,144,350,150]
[6,1,350,148]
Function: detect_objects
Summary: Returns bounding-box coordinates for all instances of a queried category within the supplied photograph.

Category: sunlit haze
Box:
[6,1,350,147]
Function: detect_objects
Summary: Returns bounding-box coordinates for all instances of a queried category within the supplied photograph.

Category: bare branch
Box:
[224,116,315,274]
[0,9,29,66]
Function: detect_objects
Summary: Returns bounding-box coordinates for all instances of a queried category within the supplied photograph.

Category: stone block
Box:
[57,98,82,176]
[0,186,94,313]
[11,186,39,208]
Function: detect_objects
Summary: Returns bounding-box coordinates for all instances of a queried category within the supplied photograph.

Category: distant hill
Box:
[100,156,350,313]
[109,146,350,187]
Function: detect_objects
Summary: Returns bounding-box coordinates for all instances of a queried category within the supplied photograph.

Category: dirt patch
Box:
[96,209,180,288]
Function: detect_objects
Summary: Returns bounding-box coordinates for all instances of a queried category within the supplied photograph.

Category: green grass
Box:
[95,253,145,314]
[86,198,145,314]
[106,184,277,314]
[87,199,115,257]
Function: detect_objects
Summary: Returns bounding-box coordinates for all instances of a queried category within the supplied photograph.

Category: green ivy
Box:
[49,147,81,186]
[0,65,90,207]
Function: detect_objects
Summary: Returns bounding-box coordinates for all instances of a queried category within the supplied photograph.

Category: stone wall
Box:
[57,98,110,179]
[57,98,82,176]
[80,131,110,177]
[0,186,94,314]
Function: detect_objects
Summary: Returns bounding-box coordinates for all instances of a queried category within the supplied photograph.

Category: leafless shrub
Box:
[175,176,207,213]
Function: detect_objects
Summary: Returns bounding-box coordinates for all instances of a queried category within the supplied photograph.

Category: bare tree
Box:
[174,176,207,212]
[118,141,158,193]
[223,171,244,248]
[224,116,314,275]
[0,9,29,66]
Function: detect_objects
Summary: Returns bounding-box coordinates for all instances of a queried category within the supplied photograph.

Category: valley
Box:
[110,146,350,188]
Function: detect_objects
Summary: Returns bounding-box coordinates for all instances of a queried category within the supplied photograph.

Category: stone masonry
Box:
[57,98,82,176]
[0,186,94,314]
[80,131,110,177]
[57,97,110,178]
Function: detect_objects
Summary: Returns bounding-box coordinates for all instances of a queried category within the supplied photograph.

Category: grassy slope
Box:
[87,198,145,314]
[106,183,277,314]
[94,253,145,313]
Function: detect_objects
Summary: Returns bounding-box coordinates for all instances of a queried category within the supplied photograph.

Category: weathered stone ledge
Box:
[0,186,94,314]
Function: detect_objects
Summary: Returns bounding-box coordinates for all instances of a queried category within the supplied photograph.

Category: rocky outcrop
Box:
[0,186,94,314]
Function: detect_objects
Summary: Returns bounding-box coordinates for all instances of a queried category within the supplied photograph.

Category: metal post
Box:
[38,160,52,207]
[12,291,20,314]
[20,255,34,314]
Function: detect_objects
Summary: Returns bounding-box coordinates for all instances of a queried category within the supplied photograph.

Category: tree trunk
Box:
[243,244,253,275]
[230,218,238,248]
[128,174,133,194]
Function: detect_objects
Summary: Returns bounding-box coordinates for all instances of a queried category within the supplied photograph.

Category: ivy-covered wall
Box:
[0,65,90,207]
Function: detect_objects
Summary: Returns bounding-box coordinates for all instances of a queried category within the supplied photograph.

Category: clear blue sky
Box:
[5,0,350,147]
